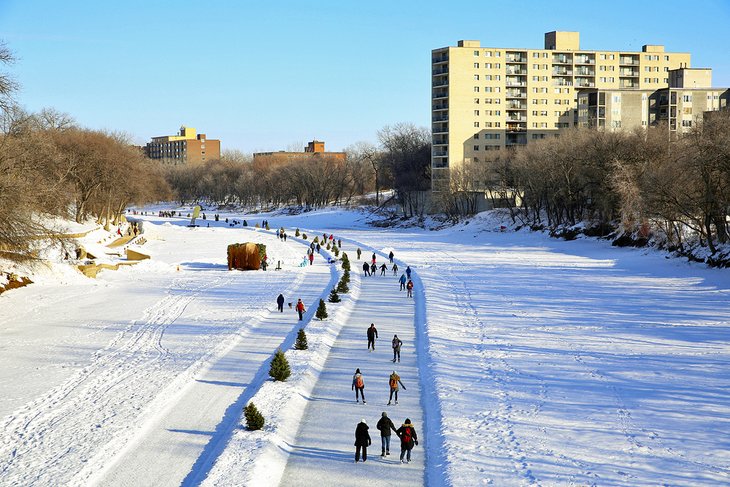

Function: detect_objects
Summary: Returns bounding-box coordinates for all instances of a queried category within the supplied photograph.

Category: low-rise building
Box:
[252,140,346,167]
[145,126,220,164]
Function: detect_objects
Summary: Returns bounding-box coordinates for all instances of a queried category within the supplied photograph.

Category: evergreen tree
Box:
[244,402,265,430]
[342,269,351,283]
[315,298,328,320]
[341,252,350,271]
[265,222,270,230]
[326,243,331,250]
[302,233,307,240]
[328,288,341,303]
[332,245,339,257]
[294,328,308,350]
[336,278,349,294]
[269,348,291,381]
[295,228,300,236]
[313,236,319,244]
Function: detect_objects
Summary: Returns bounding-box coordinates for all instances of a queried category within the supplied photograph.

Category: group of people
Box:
[354,414,418,463]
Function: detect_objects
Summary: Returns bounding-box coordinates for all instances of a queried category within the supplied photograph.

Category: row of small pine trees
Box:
[244,252,353,430]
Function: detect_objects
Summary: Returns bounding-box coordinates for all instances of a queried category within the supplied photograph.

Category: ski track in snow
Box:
[0,274,231,485]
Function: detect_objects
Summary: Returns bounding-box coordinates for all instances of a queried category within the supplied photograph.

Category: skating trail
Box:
[93,249,334,486]
[279,255,424,486]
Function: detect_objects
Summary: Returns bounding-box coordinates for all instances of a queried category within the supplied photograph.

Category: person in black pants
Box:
[276,294,285,312]
[367,323,378,351]
[354,419,371,463]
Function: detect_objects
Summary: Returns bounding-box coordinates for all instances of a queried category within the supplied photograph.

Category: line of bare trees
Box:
[165,123,432,216]
[465,118,730,251]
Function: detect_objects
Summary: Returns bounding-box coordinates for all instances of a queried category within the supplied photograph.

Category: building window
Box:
[474,74,480,80]
[474,63,480,68]
[474,97,480,104]
[474,110,480,116]
[474,122,480,127]
[485,63,492,69]
[474,145,480,151]
[474,133,479,139]
[533,63,539,69]
[682,120,692,127]
[532,110,538,116]
[474,50,480,56]
[533,52,539,58]
[474,86,480,92]
[495,122,501,127]
[495,63,501,68]
[495,75,501,80]
[485,51,492,57]
[665,55,670,61]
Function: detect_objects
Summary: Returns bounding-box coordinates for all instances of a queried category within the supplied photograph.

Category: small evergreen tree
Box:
[244,402,265,430]
[313,236,319,244]
[265,222,270,230]
[342,269,351,283]
[341,252,350,271]
[269,348,291,381]
[295,228,300,237]
[326,243,330,250]
[315,298,328,320]
[328,288,341,303]
[336,278,349,294]
[332,245,339,257]
[294,328,308,350]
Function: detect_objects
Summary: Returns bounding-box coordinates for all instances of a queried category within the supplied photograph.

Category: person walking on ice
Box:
[376,411,397,457]
[388,251,394,263]
[367,323,378,351]
[379,263,387,276]
[371,252,376,265]
[370,262,376,276]
[276,293,285,313]
[392,334,402,363]
[399,273,407,291]
[392,262,399,275]
[296,299,306,321]
[354,419,371,463]
[406,279,414,298]
[308,252,314,265]
[362,261,370,276]
[396,418,418,463]
[352,368,366,404]
[405,265,412,279]
[388,371,406,405]
[357,248,362,260]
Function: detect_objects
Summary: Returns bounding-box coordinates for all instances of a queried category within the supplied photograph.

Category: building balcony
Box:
[506,124,527,132]
[506,102,527,109]
[553,55,572,64]
[432,67,448,75]
[432,91,448,100]
[432,150,448,157]
[506,81,526,87]
[576,81,596,88]
[506,90,527,98]
[575,69,595,76]
[575,57,595,65]
[433,138,448,146]
[620,70,639,77]
[433,79,449,88]
[432,115,449,122]
[620,81,638,88]
[553,79,573,86]
[552,68,573,76]
[506,68,527,75]
[506,54,527,63]
[432,54,448,64]
[507,116,527,122]
[619,58,639,65]
[432,103,448,110]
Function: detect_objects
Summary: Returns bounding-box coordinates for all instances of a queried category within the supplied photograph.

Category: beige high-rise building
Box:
[432,31,691,191]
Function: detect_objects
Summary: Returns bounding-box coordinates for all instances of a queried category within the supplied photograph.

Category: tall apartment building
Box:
[577,68,729,136]
[145,126,221,164]
[431,31,691,191]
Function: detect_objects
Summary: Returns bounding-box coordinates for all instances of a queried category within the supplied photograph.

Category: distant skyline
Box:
[1,0,729,154]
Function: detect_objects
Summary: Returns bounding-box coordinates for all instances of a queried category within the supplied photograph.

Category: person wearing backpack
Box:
[354,418,372,463]
[399,273,407,291]
[376,411,397,457]
[391,335,403,363]
[388,371,406,405]
[295,299,306,321]
[352,368,366,404]
[396,418,418,463]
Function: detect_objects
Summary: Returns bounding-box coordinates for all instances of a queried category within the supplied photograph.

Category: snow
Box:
[1,206,729,486]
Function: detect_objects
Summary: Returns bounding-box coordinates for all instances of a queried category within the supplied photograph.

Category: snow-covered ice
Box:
[1,207,728,486]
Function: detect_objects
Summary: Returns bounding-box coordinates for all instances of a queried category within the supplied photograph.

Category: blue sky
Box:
[1,0,729,153]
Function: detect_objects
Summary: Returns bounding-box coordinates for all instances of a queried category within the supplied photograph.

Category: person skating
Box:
[392,334,403,363]
[357,248,362,260]
[367,323,378,351]
[308,252,314,265]
[276,293,285,312]
[380,263,387,276]
[371,253,376,265]
[376,411,398,457]
[392,263,399,275]
[406,279,414,298]
[354,419,371,463]
[388,371,406,405]
[296,299,306,321]
[405,265,412,279]
[399,273,407,291]
[352,368,366,403]
[396,418,418,463]
[388,251,394,263]
[370,262,376,276]
[363,261,370,276]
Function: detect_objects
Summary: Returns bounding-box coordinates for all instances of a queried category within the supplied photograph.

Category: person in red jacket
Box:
[406,279,414,298]
[308,252,314,265]
[296,299,306,321]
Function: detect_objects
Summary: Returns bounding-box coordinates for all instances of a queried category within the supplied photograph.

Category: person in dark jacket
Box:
[376,411,397,456]
[392,263,399,275]
[399,273,407,291]
[276,293,285,312]
[354,419,371,462]
[367,323,378,351]
[357,248,362,260]
[405,266,412,279]
[391,334,403,362]
[363,261,370,276]
[370,262,376,276]
[379,263,387,276]
[388,251,394,263]
[396,418,418,463]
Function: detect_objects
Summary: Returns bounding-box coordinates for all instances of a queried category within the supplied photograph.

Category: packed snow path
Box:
[278,256,425,485]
